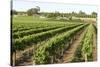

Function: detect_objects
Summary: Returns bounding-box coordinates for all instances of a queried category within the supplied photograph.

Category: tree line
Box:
[11,6,97,18]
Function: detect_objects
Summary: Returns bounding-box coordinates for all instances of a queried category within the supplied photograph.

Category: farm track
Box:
[60,29,85,63]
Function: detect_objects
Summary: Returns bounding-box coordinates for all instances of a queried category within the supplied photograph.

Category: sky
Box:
[12,0,98,14]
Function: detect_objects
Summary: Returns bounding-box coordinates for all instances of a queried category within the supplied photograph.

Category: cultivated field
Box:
[11,16,97,66]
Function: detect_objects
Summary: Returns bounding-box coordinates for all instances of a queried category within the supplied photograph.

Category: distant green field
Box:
[13,16,62,23]
[13,16,83,23]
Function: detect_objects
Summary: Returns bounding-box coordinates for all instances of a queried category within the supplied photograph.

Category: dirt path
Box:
[12,44,35,66]
[93,32,97,61]
[60,30,85,63]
